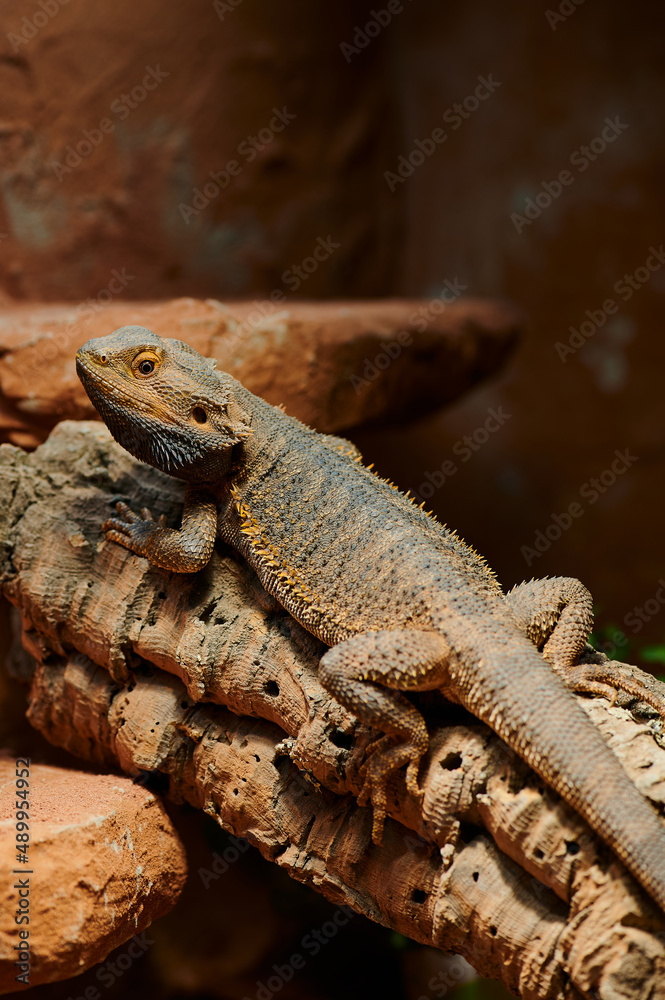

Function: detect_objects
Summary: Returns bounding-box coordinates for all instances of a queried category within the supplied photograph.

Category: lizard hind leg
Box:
[505,575,665,718]
[318,628,451,843]
[505,575,594,670]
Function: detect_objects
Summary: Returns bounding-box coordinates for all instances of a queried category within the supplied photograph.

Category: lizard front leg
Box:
[102,484,217,573]
[319,629,451,843]
[505,576,665,717]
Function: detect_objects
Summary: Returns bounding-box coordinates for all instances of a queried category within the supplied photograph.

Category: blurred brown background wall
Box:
[0,0,663,654]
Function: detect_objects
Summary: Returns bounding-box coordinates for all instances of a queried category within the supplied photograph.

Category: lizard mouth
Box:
[76,352,174,425]
[75,349,219,479]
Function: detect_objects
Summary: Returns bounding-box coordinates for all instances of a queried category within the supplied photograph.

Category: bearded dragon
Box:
[76,325,665,912]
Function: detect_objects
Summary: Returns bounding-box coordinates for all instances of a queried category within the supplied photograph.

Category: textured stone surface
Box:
[0,296,521,447]
[0,755,187,992]
[0,1,399,302]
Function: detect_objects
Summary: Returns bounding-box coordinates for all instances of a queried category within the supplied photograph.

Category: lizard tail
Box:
[458,633,665,913]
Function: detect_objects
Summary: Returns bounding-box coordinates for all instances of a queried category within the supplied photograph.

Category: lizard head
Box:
[76,326,251,482]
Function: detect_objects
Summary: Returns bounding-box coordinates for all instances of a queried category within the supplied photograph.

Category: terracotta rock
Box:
[0,755,187,992]
[0,296,521,447]
[0,2,401,302]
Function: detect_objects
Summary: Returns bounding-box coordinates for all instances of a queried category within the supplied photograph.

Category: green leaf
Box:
[450,980,514,1000]
[640,645,665,665]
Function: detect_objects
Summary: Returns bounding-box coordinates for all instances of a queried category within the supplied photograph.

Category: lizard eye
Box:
[132,351,160,378]
[99,354,107,364]
[192,406,207,424]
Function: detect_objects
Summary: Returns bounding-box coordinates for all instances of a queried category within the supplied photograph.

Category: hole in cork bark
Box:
[264,680,280,697]
[534,847,545,860]
[411,889,427,904]
[458,821,483,846]
[472,872,479,882]
[490,925,497,936]
[440,752,463,771]
[329,729,354,750]
[565,840,580,855]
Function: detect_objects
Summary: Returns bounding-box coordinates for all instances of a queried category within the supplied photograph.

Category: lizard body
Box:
[76,327,665,912]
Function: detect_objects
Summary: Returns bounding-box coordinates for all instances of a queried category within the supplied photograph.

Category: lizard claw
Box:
[358,760,389,844]
[113,500,142,524]
[405,757,424,801]
[102,501,166,557]
[136,506,168,526]
[357,738,424,844]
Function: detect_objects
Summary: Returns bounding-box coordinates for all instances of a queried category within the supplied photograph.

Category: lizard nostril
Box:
[192,406,207,424]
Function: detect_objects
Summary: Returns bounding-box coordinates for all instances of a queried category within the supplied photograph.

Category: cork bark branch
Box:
[2,422,665,1000]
